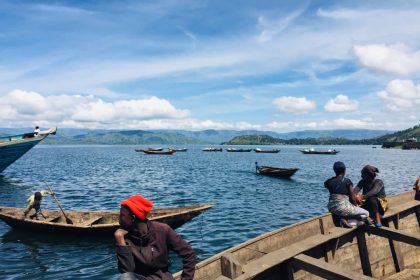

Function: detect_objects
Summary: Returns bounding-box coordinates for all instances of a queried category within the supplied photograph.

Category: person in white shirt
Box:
[34,126,41,136]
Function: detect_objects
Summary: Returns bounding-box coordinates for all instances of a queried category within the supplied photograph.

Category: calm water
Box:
[0,145,418,279]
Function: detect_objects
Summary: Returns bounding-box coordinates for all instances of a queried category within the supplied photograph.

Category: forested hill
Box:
[224,124,420,145]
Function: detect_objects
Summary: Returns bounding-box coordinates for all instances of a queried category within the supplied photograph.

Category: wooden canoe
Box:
[202,148,223,152]
[226,148,253,152]
[143,149,175,155]
[0,203,213,236]
[257,166,299,178]
[254,148,280,153]
[174,191,420,280]
[301,149,339,155]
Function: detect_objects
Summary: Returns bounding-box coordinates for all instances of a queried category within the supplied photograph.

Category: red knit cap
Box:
[121,195,154,220]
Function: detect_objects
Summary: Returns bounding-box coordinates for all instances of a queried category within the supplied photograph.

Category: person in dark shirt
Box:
[355,165,387,228]
[115,195,196,280]
[324,161,370,227]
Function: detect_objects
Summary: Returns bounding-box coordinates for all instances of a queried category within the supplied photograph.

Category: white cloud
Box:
[324,94,359,112]
[377,79,420,111]
[272,96,316,114]
[0,90,189,127]
[354,44,420,75]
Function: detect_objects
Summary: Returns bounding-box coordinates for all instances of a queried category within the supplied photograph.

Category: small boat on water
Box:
[202,148,223,152]
[174,191,420,280]
[0,127,57,173]
[169,148,188,152]
[143,149,175,155]
[301,148,339,155]
[135,148,163,152]
[226,148,253,152]
[254,148,280,153]
[0,204,213,236]
[255,162,298,178]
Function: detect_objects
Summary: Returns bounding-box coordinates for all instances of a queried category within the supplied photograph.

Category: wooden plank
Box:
[383,200,420,219]
[387,218,404,272]
[364,225,420,246]
[80,216,102,227]
[356,230,372,277]
[220,253,243,279]
[290,254,375,280]
[236,227,355,280]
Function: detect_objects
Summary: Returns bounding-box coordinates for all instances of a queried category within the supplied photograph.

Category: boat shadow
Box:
[1,228,114,245]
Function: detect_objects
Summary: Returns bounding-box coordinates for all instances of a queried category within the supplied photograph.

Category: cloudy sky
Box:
[0,0,419,132]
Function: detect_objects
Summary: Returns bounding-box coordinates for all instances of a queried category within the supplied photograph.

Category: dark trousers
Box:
[362,197,384,217]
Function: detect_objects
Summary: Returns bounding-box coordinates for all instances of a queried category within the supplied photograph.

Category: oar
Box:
[45,183,73,224]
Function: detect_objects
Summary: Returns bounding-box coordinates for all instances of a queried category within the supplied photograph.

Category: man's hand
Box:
[114,228,128,246]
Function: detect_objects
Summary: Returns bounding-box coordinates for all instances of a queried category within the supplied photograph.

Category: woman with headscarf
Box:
[324,161,370,227]
[115,195,196,280]
[355,165,388,228]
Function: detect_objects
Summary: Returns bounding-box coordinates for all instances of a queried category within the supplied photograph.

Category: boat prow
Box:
[0,127,58,173]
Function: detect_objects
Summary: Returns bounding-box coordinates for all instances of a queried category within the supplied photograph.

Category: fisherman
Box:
[23,190,54,219]
[115,195,196,279]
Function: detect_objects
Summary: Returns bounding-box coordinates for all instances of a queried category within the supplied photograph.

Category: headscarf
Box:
[362,165,379,178]
[121,195,154,220]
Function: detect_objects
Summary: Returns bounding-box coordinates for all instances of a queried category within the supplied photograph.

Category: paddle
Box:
[45,183,73,224]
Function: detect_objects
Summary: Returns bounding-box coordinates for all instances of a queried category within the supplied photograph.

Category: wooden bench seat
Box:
[383,199,420,219]
[79,216,102,227]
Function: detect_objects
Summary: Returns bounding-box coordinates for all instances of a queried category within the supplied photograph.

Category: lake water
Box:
[0,145,418,279]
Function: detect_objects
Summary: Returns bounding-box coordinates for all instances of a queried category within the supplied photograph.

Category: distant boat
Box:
[143,149,175,155]
[169,148,188,152]
[0,204,213,236]
[301,148,339,155]
[254,148,280,153]
[135,147,164,152]
[255,162,298,178]
[0,127,57,173]
[202,148,223,152]
[226,148,253,152]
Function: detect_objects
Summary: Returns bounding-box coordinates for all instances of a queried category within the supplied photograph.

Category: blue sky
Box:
[0,0,419,131]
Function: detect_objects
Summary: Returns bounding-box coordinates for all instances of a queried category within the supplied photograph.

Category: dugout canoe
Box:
[257,166,299,178]
[254,148,280,153]
[301,148,339,155]
[0,203,213,236]
[175,191,420,280]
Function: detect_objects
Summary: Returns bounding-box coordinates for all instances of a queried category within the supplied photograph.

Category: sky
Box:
[0,0,419,132]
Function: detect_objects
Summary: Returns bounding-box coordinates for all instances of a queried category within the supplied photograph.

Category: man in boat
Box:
[414,176,420,200]
[115,195,196,280]
[34,126,41,136]
[325,162,371,228]
[23,189,54,219]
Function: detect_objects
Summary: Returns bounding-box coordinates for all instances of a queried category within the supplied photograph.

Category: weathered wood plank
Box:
[356,231,372,277]
[387,218,405,272]
[383,200,420,219]
[220,253,243,279]
[290,254,375,280]
[364,225,420,246]
[236,227,355,280]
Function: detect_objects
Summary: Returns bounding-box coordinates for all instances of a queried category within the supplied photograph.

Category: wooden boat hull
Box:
[0,204,212,236]
[301,150,339,155]
[226,149,252,152]
[143,150,175,155]
[0,127,57,173]
[254,149,280,153]
[258,166,299,178]
[202,148,223,152]
[174,191,420,280]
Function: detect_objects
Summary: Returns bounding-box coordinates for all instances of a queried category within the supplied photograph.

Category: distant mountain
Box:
[0,127,399,145]
[43,130,204,145]
[377,125,420,143]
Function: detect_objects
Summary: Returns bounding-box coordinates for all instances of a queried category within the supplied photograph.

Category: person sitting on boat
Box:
[255,162,260,173]
[354,165,388,228]
[23,189,54,219]
[34,126,41,136]
[413,176,420,200]
[115,195,196,280]
[324,161,370,228]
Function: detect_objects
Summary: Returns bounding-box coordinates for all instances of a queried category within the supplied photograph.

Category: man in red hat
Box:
[115,195,196,279]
